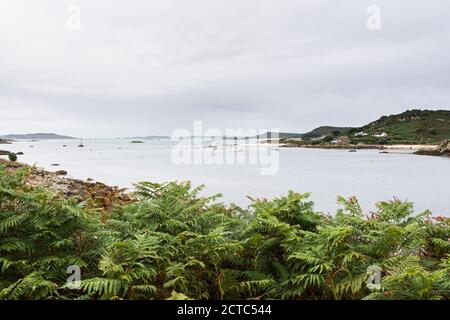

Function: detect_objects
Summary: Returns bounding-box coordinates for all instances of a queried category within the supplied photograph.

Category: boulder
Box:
[0,150,11,156]
[438,140,450,152]
[0,139,11,144]
[438,140,450,156]
[415,140,450,157]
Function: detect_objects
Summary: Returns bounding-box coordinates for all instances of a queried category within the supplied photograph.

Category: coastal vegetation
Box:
[301,126,354,139]
[0,164,448,300]
[350,109,450,145]
[282,110,450,147]
[7,153,17,162]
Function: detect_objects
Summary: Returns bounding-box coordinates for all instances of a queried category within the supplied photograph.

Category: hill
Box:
[0,138,11,144]
[256,132,304,139]
[1,133,76,140]
[301,126,355,139]
[351,109,450,144]
[282,109,450,146]
[255,128,354,140]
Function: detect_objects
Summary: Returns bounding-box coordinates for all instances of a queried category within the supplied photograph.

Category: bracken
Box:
[0,165,448,300]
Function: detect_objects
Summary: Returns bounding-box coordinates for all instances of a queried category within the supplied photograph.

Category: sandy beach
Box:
[385,144,439,150]
[280,143,440,151]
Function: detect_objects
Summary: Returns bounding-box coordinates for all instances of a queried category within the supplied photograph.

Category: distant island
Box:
[0,133,76,140]
[121,136,171,140]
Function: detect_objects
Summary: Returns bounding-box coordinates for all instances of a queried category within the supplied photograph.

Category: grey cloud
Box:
[0,0,449,137]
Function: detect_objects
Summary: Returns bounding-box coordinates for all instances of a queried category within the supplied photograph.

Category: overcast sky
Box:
[0,0,449,137]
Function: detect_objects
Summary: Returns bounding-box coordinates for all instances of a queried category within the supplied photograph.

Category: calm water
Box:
[2,139,449,216]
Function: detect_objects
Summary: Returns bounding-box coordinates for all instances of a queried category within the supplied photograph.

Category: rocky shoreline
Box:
[0,159,133,211]
[280,142,444,153]
[414,140,450,158]
[281,144,385,150]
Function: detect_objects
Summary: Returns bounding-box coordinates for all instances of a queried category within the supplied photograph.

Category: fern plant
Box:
[0,166,448,300]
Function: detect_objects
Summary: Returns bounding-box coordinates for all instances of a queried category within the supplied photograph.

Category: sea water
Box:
[2,138,449,216]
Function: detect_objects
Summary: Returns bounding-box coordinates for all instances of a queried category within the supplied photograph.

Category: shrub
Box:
[332,130,341,137]
[377,139,389,145]
[8,153,17,162]
[428,128,437,135]
[0,167,448,300]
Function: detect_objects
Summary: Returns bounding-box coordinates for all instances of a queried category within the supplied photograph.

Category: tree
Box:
[8,153,17,162]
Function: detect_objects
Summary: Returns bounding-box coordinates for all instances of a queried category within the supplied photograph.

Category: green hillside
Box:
[257,128,353,140]
[302,126,354,138]
[350,109,450,144]
[282,109,450,146]
[256,132,304,139]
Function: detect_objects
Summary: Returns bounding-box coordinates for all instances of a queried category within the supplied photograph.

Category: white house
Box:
[373,132,388,138]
